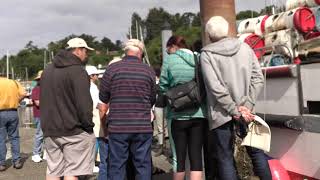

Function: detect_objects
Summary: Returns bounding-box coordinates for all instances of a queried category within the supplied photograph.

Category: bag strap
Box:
[193,53,200,82]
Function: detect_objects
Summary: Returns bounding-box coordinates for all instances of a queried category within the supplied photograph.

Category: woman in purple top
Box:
[31,70,43,163]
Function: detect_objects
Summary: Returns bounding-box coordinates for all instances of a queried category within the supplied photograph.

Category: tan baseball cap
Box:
[66,37,94,51]
[241,115,271,152]
[34,70,43,80]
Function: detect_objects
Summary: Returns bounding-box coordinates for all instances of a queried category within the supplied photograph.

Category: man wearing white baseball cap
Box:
[40,37,96,180]
[67,37,94,51]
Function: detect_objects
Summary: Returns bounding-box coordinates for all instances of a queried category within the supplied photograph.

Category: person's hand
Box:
[238,106,255,123]
[238,106,250,114]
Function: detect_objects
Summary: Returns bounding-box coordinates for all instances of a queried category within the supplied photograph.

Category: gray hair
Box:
[123,39,144,54]
[205,16,229,41]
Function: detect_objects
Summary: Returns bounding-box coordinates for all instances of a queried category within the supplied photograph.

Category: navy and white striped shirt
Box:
[99,56,156,133]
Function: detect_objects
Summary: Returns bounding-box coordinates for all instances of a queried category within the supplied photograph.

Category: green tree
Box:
[144,8,172,42]
[236,10,259,20]
[115,40,123,49]
[260,6,274,15]
[192,12,201,26]
[101,37,121,51]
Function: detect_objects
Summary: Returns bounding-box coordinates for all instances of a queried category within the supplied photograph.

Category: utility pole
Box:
[6,50,9,79]
[11,67,14,80]
[51,51,54,63]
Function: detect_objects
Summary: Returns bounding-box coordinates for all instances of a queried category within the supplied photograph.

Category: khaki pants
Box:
[153,107,168,145]
[45,131,95,177]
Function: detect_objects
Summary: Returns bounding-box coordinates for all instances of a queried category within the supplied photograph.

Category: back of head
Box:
[123,39,144,54]
[153,67,161,77]
[192,40,202,53]
[206,16,229,42]
[166,35,188,49]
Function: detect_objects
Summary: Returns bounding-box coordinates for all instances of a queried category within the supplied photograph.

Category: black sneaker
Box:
[0,165,6,171]
[13,160,23,169]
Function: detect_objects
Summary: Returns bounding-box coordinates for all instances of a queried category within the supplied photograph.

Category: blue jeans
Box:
[0,110,21,165]
[97,138,109,180]
[108,133,152,180]
[238,121,272,180]
[209,120,272,180]
[33,117,43,155]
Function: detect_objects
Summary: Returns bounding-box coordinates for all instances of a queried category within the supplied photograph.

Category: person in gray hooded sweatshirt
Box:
[200,16,272,180]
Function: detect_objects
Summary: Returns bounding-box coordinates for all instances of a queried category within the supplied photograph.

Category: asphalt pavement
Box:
[0,128,172,180]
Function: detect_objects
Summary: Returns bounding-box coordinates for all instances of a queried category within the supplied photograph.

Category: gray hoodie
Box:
[201,37,264,130]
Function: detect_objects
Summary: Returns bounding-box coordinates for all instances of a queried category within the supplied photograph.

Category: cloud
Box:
[0,0,280,56]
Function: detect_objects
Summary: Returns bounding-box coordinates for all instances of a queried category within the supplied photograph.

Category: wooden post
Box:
[200,0,237,45]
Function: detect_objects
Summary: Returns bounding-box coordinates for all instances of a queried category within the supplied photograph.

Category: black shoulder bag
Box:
[165,53,206,112]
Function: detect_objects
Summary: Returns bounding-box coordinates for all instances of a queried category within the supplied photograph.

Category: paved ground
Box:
[0,128,172,180]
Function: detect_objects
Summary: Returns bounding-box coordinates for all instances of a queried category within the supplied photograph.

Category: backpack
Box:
[165,53,206,112]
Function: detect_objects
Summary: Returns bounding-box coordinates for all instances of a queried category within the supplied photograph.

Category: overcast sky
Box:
[0,0,285,56]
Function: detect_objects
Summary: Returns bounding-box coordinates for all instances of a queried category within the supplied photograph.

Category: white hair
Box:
[123,39,144,53]
[205,16,229,40]
[124,45,140,53]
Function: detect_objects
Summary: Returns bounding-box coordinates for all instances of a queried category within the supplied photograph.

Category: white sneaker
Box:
[31,155,42,163]
[93,166,99,173]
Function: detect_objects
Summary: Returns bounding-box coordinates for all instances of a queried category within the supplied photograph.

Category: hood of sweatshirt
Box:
[53,50,84,68]
[202,37,241,56]
[174,48,195,67]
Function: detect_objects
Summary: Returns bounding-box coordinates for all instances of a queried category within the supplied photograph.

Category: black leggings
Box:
[171,118,205,172]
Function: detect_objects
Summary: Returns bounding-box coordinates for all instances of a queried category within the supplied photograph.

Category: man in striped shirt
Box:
[99,39,156,180]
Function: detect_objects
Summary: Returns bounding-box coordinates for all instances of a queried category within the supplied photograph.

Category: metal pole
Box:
[129,28,132,39]
[140,25,151,65]
[161,22,172,61]
[51,51,54,63]
[271,0,275,14]
[6,50,9,78]
[11,67,14,80]
[136,20,139,40]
